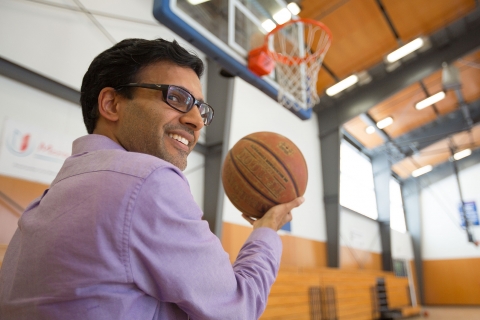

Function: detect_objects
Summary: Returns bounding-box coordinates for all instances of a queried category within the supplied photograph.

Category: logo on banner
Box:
[0,118,75,185]
[6,129,35,157]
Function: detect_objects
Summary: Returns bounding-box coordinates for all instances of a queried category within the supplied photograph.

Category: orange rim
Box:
[264,18,332,65]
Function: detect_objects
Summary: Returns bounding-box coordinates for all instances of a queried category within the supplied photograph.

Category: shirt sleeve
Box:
[128,166,282,320]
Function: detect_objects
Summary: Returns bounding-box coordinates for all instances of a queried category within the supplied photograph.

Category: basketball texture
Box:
[222,132,308,219]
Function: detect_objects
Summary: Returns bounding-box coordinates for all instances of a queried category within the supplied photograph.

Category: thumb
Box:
[281,196,305,212]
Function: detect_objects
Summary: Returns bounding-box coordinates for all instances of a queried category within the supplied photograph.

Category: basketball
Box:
[222,132,308,219]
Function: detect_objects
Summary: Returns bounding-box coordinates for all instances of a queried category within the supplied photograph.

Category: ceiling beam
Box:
[403,147,480,186]
[369,98,480,161]
[0,56,80,105]
[314,8,480,127]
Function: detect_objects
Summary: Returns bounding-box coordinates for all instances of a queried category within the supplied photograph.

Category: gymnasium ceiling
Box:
[297,0,480,180]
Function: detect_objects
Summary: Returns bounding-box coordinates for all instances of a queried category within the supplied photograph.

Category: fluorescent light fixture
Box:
[453,149,472,160]
[415,91,446,110]
[287,2,301,15]
[326,75,359,96]
[386,37,424,63]
[273,8,292,24]
[365,126,376,134]
[187,0,210,4]
[412,165,432,177]
[262,19,276,32]
[376,117,393,129]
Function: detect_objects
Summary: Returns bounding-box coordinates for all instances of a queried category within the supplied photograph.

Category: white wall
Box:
[0,76,85,139]
[0,0,206,91]
[0,75,85,244]
[391,229,414,260]
[222,77,326,242]
[340,206,382,253]
[421,162,480,260]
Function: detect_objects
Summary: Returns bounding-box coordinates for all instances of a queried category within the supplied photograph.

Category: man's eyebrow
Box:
[177,85,205,102]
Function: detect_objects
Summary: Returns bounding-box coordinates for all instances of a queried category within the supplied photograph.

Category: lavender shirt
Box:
[0,134,282,320]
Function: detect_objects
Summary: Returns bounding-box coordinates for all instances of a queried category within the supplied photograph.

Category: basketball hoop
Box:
[248,18,332,111]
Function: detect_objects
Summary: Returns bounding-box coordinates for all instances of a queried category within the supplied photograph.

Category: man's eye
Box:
[168,94,182,103]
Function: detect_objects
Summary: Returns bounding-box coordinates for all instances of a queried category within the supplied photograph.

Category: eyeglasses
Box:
[115,83,214,126]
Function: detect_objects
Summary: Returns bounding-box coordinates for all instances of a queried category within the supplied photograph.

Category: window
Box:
[340,141,378,219]
[390,178,407,233]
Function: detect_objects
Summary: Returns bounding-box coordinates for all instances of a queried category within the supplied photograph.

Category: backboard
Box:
[152,0,314,120]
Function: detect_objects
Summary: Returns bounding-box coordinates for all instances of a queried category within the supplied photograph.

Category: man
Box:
[0,38,304,319]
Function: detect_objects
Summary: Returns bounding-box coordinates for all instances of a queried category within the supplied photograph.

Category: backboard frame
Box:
[152,0,313,120]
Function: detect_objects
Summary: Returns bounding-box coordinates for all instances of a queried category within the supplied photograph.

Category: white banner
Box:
[0,118,75,185]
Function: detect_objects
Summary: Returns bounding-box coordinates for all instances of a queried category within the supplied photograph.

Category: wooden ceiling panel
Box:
[423,70,458,116]
[299,0,340,20]
[382,0,476,42]
[392,124,480,178]
[392,158,418,179]
[451,124,480,151]
[368,83,438,138]
[455,50,480,103]
[302,0,398,78]
[415,139,451,166]
[342,116,384,150]
[392,140,451,179]
[316,68,336,95]
[298,0,479,176]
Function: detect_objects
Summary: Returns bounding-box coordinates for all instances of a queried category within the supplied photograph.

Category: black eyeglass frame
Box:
[115,83,214,126]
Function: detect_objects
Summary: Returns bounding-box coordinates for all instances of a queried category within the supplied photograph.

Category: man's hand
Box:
[242,197,305,231]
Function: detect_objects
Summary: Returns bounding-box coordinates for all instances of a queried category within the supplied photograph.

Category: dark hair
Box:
[80,38,204,134]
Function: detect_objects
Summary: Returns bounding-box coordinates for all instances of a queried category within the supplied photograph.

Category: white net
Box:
[267,20,331,111]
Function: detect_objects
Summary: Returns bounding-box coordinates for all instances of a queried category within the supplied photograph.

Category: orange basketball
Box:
[222,132,308,219]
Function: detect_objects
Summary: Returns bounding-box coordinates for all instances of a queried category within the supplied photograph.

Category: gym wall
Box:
[421,162,480,305]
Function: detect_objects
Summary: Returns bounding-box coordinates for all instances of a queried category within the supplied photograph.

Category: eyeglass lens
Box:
[167,86,213,125]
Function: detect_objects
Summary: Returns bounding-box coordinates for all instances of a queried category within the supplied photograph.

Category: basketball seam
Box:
[243,137,300,196]
[228,149,280,206]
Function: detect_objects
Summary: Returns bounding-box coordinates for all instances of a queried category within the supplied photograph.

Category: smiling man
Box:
[0,38,304,320]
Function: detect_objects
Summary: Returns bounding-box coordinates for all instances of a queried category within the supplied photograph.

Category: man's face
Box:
[116,62,204,171]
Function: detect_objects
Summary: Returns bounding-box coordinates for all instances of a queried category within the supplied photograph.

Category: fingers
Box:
[285,211,293,223]
[242,213,256,225]
[244,197,304,231]
[280,196,305,212]
[279,211,293,227]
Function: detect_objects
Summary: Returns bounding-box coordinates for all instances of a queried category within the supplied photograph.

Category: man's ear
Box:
[97,87,121,122]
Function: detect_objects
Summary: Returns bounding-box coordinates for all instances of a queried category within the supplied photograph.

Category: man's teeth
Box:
[168,133,189,146]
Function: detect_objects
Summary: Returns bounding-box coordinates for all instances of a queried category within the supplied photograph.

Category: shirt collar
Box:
[72,134,125,155]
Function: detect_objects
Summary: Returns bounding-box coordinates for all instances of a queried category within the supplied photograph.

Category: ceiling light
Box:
[376,117,393,129]
[386,37,424,63]
[415,91,446,110]
[273,8,292,24]
[412,165,432,177]
[187,0,210,4]
[453,149,472,160]
[287,2,301,15]
[326,75,359,96]
[365,126,376,134]
[262,19,276,32]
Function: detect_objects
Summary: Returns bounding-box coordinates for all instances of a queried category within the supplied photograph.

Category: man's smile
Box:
[168,133,189,146]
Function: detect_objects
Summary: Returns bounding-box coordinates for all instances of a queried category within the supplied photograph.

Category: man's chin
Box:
[164,156,187,171]
[176,160,187,171]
